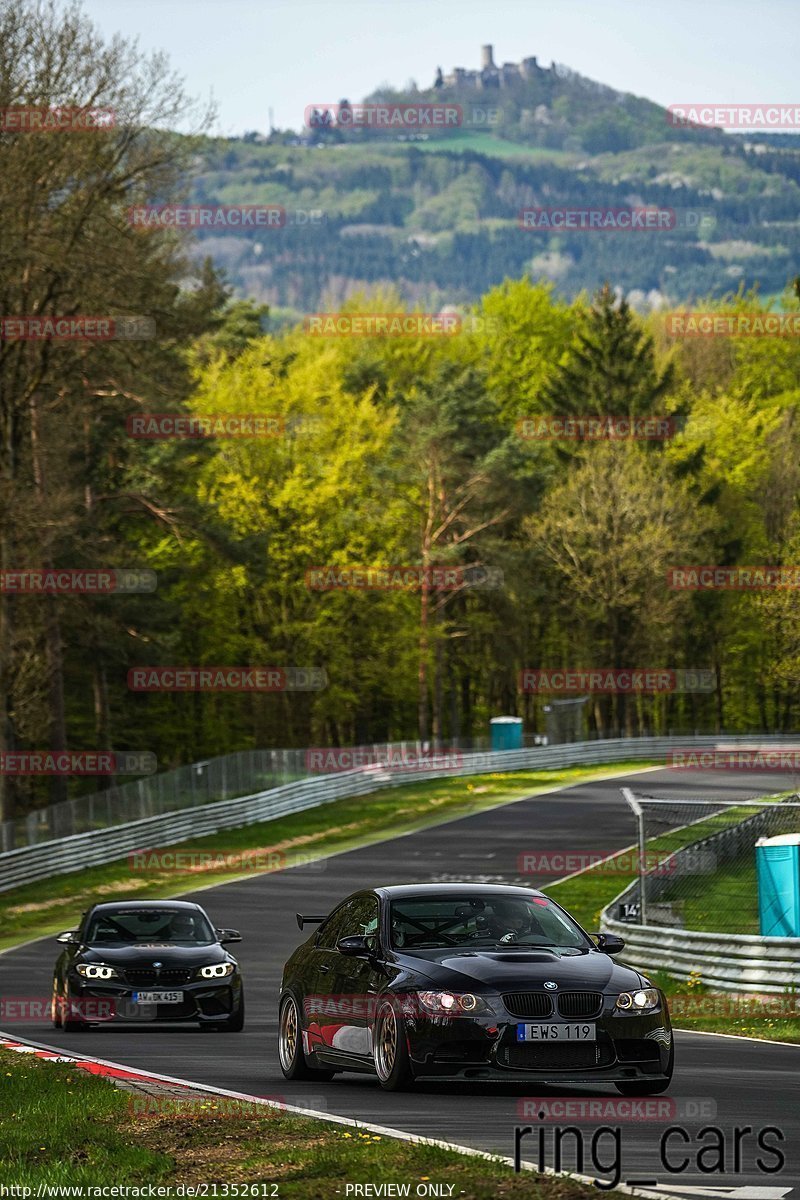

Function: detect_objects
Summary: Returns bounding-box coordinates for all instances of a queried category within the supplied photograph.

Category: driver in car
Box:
[487,899,535,943]
[169,913,196,941]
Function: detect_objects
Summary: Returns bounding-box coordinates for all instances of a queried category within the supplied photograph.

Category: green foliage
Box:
[5,233,800,803]
[182,134,800,309]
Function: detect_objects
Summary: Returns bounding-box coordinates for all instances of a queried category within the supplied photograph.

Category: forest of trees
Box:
[2,3,800,822]
[191,137,800,310]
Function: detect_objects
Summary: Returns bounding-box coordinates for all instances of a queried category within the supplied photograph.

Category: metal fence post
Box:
[621,786,648,927]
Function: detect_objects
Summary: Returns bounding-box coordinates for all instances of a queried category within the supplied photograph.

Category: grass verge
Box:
[544,804,764,933]
[0,1047,611,1197]
[545,800,800,1044]
[673,857,758,935]
[0,761,654,952]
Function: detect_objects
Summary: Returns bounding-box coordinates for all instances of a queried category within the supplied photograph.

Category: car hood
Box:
[79,943,228,967]
[396,946,641,992]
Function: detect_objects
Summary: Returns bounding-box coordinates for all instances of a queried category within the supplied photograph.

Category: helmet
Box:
[491,900,530,931]
[169,913,195,939]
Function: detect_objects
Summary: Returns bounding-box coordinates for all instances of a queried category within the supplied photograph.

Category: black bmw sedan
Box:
[52,900,244,1031]
[278,883,673,1092]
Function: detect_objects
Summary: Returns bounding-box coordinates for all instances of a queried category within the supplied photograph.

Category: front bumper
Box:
[401,997,673,1083]
[65,977,242,1024]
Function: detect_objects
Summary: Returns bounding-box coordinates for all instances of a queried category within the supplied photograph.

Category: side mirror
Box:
[56,930,78,945]
[217,929,242,944]
[594,932,625,955]
[337,935,372,957]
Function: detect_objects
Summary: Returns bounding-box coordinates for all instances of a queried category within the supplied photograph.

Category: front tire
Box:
[51,983,63,1029]
[373,999,413,1091]
[278,993,335,1080]
[222,992,246,1031]
[61,992,88,1033]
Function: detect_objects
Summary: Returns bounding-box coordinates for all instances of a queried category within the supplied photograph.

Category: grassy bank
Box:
[0,1047,612,1197]
[544,803,774,933]
[0,1047,171,1186]
[545,800,800,1044]
[674,858,758,934]
[0,761,653,952]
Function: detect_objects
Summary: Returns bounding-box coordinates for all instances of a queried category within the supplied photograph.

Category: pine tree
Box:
[543,284,674,419]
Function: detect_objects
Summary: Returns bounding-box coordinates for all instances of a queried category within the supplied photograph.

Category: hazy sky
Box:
[80,0,799,136]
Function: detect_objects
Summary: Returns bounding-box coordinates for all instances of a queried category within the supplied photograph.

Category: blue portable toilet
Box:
[756,833,800,937]
[490,716,523,751]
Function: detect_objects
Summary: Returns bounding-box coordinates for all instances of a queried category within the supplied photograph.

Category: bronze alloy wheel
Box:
[374,1002,398,1082]
[279,995,300,1072]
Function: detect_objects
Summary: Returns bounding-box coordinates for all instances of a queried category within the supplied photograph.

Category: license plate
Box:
[517,1022,596,1041]
[132,990,183,1005]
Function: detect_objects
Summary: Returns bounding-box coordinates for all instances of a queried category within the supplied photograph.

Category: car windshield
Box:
[84,908,215,946]
[389,894,590,951]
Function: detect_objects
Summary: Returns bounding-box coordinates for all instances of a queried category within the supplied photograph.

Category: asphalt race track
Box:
[2,767,799,1196]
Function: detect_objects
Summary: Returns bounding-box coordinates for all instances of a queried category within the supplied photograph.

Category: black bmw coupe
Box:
[52,900,245,1031]
[278,883,673,1092]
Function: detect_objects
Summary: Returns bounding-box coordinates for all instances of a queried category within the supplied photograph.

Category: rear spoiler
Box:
[296,913,327,930]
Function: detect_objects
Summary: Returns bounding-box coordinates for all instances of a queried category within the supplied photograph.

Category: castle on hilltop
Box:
[434,45,555,90]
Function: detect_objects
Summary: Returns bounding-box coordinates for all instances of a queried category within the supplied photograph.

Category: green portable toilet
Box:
[490,716,523,751]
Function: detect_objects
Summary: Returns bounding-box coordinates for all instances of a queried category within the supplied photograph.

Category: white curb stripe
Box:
[1,1029,686,1200]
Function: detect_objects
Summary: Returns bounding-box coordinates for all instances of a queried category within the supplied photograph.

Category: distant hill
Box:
[185,48,800,314]
[362,46,725,155]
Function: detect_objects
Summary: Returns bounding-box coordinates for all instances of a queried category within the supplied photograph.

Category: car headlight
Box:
[197,962,235,979]
[415,990,494,1016]
[75,963,118,980]
[615,987,660,1013]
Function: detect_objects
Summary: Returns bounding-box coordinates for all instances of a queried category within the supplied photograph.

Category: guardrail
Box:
[6,737,555,852]
[1,733,798,895]
[3,729,789,853]
[599,917,800,992]
[0,746,337,852]
[600,789,800,992]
